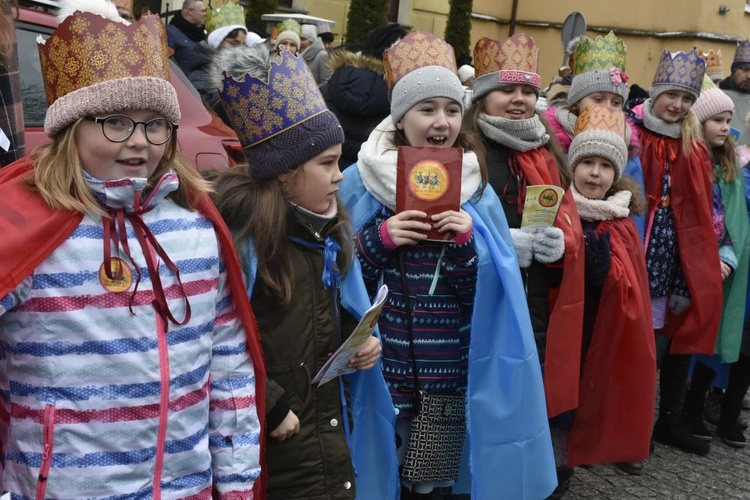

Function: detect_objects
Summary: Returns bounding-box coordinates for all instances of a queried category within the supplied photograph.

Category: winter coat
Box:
[302,37,332,86]
[320,51,390,170]
[719,76,750,146]
[246,212,357,500]
[0,159,263,499]
[167,21,206,77]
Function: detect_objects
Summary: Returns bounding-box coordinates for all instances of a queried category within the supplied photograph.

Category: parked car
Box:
[14,3,244,172]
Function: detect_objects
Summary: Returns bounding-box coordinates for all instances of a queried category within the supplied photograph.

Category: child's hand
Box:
[432,210,472,235]
[720,262,732,281]
[386,211,431,246]
[348,336,382,371]
[270,410,300,441]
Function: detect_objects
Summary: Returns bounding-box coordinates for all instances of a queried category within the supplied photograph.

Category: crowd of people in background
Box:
[1,0,750,498]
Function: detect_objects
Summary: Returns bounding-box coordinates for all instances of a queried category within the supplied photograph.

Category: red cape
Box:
[567,217,657,466]
[0,158,267,498]
[513,148,585,417]
[640,131,722,354]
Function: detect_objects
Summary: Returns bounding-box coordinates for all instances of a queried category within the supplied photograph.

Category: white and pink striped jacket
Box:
[0,173,260,499]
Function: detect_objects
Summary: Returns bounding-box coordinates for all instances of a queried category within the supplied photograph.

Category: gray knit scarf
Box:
[642,99,682,139]
[554,107,577,139]
[477,113,550,152]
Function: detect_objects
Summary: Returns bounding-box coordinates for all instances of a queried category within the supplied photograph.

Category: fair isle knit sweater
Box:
[356,207,477,418]
[0,173,260,499]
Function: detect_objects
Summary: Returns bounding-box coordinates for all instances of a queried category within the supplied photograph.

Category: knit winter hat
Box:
[458,65,475,84]
[383,31,464,124]
[362,23,407,61]
[567,32,628,107]
[300,24,318,41]
[218,49,343,179]
[649,50,705,101]
[472,33,541,102]
[40,0,179,138]
[568,104,628,181]
[731,40,750,74]
[692,76,735,123]
[276,30,300,50]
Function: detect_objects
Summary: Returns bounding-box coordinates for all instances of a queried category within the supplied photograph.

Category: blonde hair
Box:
[27,119,211,215]
[680,110,702,156]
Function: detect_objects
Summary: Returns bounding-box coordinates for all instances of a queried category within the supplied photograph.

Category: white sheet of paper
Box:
[0,127,10,153]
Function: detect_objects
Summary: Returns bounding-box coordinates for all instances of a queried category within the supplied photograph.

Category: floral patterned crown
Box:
[205,4,246,34]
[572,31,626,75]
[699,49,723,80]
[651,50,705,94]
[574,103,626,138]
[383,31,458,93]
[218,50,329,149]
[38,10,170,107]
[473,33,541,89]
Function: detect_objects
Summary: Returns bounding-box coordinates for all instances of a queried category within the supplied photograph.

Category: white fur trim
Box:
[357,116,482,211]
[58,0,126,25]
[572,184,631,221]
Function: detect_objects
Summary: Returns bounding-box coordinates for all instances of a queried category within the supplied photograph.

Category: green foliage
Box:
[245,0,277,34]
[345,0,389,45]
[445,0,473,61]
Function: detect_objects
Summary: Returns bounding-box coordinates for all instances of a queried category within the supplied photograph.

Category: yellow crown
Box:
[383,31,457,92]
[574,103,626,139]
[572,31,626,74]
[205,4,245,34]
[699,49,723,80]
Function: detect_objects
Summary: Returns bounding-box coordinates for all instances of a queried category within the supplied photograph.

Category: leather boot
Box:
[653,410,710,455]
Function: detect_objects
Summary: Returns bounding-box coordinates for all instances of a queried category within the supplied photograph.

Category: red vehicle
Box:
[15,3,243,172]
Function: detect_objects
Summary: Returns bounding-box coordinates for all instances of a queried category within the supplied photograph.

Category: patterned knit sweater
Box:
[0,173,260,499]
[355,207,477,418]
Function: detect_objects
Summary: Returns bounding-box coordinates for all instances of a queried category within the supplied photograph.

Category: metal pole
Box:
[509,0,519,36]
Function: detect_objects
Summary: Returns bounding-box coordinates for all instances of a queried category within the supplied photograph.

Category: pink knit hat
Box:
[692,88,735,123]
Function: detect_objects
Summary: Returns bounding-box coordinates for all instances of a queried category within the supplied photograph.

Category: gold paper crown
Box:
[473,33,538,78]
[205,4,245,34]
[383,31,457,92]
[39,11,169,107]
[572,31,626,75]
[278,18,301,36]
[699,49,723,80]
[574,103,626,139]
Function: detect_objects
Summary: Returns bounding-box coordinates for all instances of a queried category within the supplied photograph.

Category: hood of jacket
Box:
[323,51,389,119]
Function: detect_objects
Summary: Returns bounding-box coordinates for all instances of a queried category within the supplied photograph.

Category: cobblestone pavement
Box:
[566,406,750,499]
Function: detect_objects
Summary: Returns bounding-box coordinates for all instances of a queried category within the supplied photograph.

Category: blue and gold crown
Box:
[218,50,328,149]
[651,50,705,95]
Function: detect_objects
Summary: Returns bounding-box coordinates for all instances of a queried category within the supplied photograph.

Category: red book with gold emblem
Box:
[396,146,463,242]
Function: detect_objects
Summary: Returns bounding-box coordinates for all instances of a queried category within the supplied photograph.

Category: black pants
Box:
[660,353,692,415]
[686,353,750,426]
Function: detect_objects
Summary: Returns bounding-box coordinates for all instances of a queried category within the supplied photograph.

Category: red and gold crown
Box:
[569,104,628,178]
[472,33,541,100]
[699,49,724,81]
[383,30,458,93]
[38,9,179,137]
[574,103,626,138]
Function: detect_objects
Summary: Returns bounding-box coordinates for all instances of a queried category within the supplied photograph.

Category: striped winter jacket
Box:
[0,173,261,499]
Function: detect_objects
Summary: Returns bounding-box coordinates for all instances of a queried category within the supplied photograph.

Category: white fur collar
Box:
[572,184,631,221]
[356,116,482,211]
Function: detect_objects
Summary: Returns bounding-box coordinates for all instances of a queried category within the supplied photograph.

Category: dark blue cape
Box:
[339,165,557,499]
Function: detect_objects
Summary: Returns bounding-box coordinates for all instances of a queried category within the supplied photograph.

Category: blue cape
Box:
[625,156,646,242]
[339,165,557,499]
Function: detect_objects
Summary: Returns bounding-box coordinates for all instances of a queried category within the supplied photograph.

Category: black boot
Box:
[653,410,710,455]
[683,361,714,442]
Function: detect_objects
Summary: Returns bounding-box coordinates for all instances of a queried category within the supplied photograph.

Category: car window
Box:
[16,23,52,127]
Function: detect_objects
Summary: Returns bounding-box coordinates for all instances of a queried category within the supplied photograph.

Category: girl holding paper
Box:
[565,104,656,469]
[464,33,585,495]
[339,31,556,499]
[212,47,382,499]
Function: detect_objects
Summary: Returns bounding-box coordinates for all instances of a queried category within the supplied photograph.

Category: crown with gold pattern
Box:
[219,50,329,149]
[572,31,626,75]
[38,9,179,137]
[650,50,705,98]
[472,33,541,101]
[699,49,723,81]
[383,31,464,123]
[569,103,628,179]
[205,4,245,34]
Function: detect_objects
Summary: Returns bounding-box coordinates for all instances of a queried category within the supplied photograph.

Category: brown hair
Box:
[0,0,18,63]
[608,175,647,216]
[26,119,210,215]
[708,136,740,184]
[213,164,353,305]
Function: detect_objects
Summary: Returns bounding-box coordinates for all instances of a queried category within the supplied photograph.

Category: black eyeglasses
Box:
[83,115,178,145]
